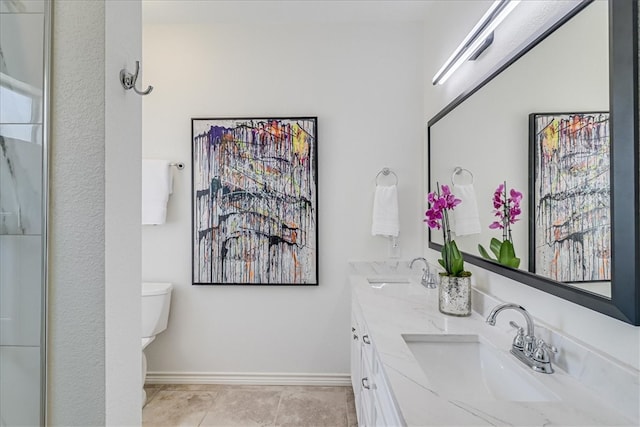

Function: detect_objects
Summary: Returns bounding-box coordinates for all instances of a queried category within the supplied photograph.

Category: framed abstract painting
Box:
[191,117,318,285]
[529,112,610,283]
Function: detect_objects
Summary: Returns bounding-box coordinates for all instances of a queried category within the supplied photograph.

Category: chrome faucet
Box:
[486,303,557,374]
[410,257,436,289]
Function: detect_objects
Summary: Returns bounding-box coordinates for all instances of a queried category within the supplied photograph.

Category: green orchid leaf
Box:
[439,246,447,272]
[450,240,462,258]
[439,241,466,276]
[497,240,521,268]
[490,238,502,259]
[445,244,455,273]
[499,240,516,261]
[506,257,521,268]
[449,241,465,276]
[478,244,495,261]
[440,246,449,273]
[451,256,464,276]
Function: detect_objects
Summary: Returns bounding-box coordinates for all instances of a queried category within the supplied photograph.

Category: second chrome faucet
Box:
[410,257,437,289]
[486,303,558,374]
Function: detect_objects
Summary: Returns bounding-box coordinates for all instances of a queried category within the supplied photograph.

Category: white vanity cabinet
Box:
[351,299,403,427]
[350,306,363,419]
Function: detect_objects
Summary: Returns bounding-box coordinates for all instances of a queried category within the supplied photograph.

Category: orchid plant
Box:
[478,182,522,268]
[425,183,470,277]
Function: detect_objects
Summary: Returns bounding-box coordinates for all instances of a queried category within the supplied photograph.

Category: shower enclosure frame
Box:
[1,0,54,424]
[41,0,52,424]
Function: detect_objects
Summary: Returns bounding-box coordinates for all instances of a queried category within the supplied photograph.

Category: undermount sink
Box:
[366,276,410,285]
[403,334,560,402]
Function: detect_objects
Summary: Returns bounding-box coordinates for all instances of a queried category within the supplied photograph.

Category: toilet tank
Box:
[141,282,173,338]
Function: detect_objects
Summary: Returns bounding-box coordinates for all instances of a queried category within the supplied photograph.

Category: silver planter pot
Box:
[438,275,472,316]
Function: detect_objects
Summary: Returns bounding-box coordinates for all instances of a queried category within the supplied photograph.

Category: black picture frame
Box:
[191,117,319,286]
[528,112,610,283]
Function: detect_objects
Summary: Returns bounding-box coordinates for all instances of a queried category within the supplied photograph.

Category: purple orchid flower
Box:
[489,182,522,243]
[424,182,467,277]
[424,184,461,231]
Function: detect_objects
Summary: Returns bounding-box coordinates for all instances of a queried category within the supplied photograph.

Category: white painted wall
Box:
[49,1,106,424]
[49,0,142,425]
[423,1,640,370]
[142,21,424,376]
[105,1,142,425]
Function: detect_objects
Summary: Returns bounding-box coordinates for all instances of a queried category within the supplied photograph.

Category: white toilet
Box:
[141,282,173,406]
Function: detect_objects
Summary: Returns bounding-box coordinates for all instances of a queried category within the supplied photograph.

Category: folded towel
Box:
[371,185,399,237]
[452,184,481,236]
[142,159,172,225]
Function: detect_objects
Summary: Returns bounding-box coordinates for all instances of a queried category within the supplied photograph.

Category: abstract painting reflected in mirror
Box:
[191,117,318,285]
[529,112,610,284]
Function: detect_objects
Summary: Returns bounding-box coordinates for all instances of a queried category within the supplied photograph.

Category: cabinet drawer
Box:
[352,294,402,426]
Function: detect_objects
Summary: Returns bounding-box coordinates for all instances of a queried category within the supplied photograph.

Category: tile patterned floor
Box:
[143,384,358,427]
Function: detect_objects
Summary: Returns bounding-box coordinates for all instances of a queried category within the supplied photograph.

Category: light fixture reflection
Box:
[432,0,521,85]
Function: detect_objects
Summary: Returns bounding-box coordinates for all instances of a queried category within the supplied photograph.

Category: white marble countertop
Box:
[350,264,637,426]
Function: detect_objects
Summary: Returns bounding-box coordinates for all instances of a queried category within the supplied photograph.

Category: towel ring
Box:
[451,167,473,185]
[376,167,398,185]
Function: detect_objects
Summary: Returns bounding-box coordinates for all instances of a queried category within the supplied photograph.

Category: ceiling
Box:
[142,0,436,25]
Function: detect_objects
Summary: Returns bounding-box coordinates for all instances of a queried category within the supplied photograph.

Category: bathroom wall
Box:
[142,19,424,378]
[423,1,640,370]
[49,0,142,425]
[104,0,143,425]
[49,1,106,423]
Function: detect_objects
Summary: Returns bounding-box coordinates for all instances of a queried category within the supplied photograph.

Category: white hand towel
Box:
[371,185,399,237]
[452,183,481,236]
[142,159,172,225]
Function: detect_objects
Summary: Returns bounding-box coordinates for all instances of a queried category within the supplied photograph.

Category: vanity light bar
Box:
[432,0,521,85]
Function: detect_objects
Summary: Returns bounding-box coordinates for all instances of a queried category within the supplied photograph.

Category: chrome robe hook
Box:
[119,61,153,95]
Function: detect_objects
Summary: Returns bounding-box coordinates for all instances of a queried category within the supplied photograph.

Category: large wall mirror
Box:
[428,0,639,325]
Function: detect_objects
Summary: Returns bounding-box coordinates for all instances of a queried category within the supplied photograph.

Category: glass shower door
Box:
[0,0,49,425]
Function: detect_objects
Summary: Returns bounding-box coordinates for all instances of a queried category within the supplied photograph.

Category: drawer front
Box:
[353,295,402,426]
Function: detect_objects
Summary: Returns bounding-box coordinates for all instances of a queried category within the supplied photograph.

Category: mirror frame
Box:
[427,0,639,325]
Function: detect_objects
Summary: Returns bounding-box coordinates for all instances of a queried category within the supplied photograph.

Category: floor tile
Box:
[144,384,164,404]
[346,387,358,427]
[274,388,348,427]
[142,390,216,427]
[199,388,282,426]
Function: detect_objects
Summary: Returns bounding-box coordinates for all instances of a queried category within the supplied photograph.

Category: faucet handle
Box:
[509,321,525,350]
[509,321,522,330]
[533,339,557,363]
[425,269,437,289]
[537,338,557,352]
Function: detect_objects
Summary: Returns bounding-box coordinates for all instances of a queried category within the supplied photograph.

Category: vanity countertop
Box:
[350,267,638,426]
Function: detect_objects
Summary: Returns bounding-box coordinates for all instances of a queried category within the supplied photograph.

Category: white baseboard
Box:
[146,371,351,386]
